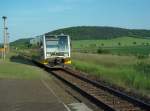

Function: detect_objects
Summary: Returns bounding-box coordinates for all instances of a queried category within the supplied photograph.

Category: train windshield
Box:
[45,35,70,57]
[58,36,69,52]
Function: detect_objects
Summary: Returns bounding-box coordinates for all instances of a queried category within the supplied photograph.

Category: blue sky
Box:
[0,0,150,42]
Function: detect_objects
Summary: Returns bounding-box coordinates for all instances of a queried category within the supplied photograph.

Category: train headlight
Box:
[64,58,71,64]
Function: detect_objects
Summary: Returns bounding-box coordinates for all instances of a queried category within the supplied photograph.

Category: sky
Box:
[0,0,150,42]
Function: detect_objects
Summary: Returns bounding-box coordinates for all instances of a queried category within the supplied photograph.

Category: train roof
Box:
[45,33,69,37]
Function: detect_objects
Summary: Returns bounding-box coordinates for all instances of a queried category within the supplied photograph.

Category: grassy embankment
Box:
[72,53,150,97]
[71,37,150,98]
[0,53,48,79]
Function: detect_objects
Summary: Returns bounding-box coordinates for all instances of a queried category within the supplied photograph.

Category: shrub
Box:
[146,43,149,46]
[118,42,121,46]
[133,41,136,45]
[135,54,148,59]
[97,48,110,54]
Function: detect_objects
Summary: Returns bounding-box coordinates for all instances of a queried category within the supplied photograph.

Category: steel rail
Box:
[61,68,150,110]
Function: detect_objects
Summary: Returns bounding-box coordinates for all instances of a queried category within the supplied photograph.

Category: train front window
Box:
[58,36,69,52]
[45,35,69,57]
[46,39,58,52]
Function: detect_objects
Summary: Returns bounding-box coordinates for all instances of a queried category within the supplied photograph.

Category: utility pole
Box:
[7,32,10,53]
[5,27,9,53]
[2,16,7,60]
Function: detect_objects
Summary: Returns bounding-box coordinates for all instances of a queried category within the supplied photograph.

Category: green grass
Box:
[72,37,150,55]
[71,53,150,97]
[103,46,150,55]
[0,53,48,80]
[72,37,150,48]
[0,61,47,79]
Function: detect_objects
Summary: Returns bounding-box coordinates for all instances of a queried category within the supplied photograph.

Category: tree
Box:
[118,42,121,46]
[133,41,136,45]
[146,42,149,46]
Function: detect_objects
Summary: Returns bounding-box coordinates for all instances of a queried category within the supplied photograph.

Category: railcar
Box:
[30,34,71,67]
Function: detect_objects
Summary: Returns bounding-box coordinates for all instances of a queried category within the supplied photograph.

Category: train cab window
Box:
[46,39,59,52]
[58,36,69,52]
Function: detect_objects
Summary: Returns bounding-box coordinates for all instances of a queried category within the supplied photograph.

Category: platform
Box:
[0,79,68,111]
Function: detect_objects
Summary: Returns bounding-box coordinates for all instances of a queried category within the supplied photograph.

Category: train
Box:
[29,33,71,67]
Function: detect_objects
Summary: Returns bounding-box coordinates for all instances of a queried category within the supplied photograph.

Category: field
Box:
[71,53,150,98]
[72,37,150,55]
[0,53,48,79]
[72,37,150,48]
[71,37,150,98]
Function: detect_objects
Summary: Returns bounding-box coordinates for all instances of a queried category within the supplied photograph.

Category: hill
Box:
[10,38,32,49]
[47,26,150,40]
[10,26,150,48]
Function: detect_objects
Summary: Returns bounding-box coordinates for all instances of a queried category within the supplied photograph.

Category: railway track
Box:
[47,68,149,111]
[23,57,150,111]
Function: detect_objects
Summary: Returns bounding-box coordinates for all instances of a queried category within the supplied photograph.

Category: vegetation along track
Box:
[26,57,150,111]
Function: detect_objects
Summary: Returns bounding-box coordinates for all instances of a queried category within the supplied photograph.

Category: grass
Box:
[72,37,150,55]
[0,52,48,80]
[72,37,150,49]
[104,46,150,55]
[71,53,150,97]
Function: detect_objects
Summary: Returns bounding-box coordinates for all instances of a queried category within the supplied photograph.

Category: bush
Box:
[146,43,149,46]
[97,48,110,54]
[133,41,136,45]
[135,54,148,59]
[118,42,121,46]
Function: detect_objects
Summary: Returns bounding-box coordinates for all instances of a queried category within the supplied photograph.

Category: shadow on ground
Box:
[10,55,35,66]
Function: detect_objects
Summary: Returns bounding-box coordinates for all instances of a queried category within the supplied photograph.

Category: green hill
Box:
[47,26,150,40]
[10,26,150,48]
[10,38,32,49]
